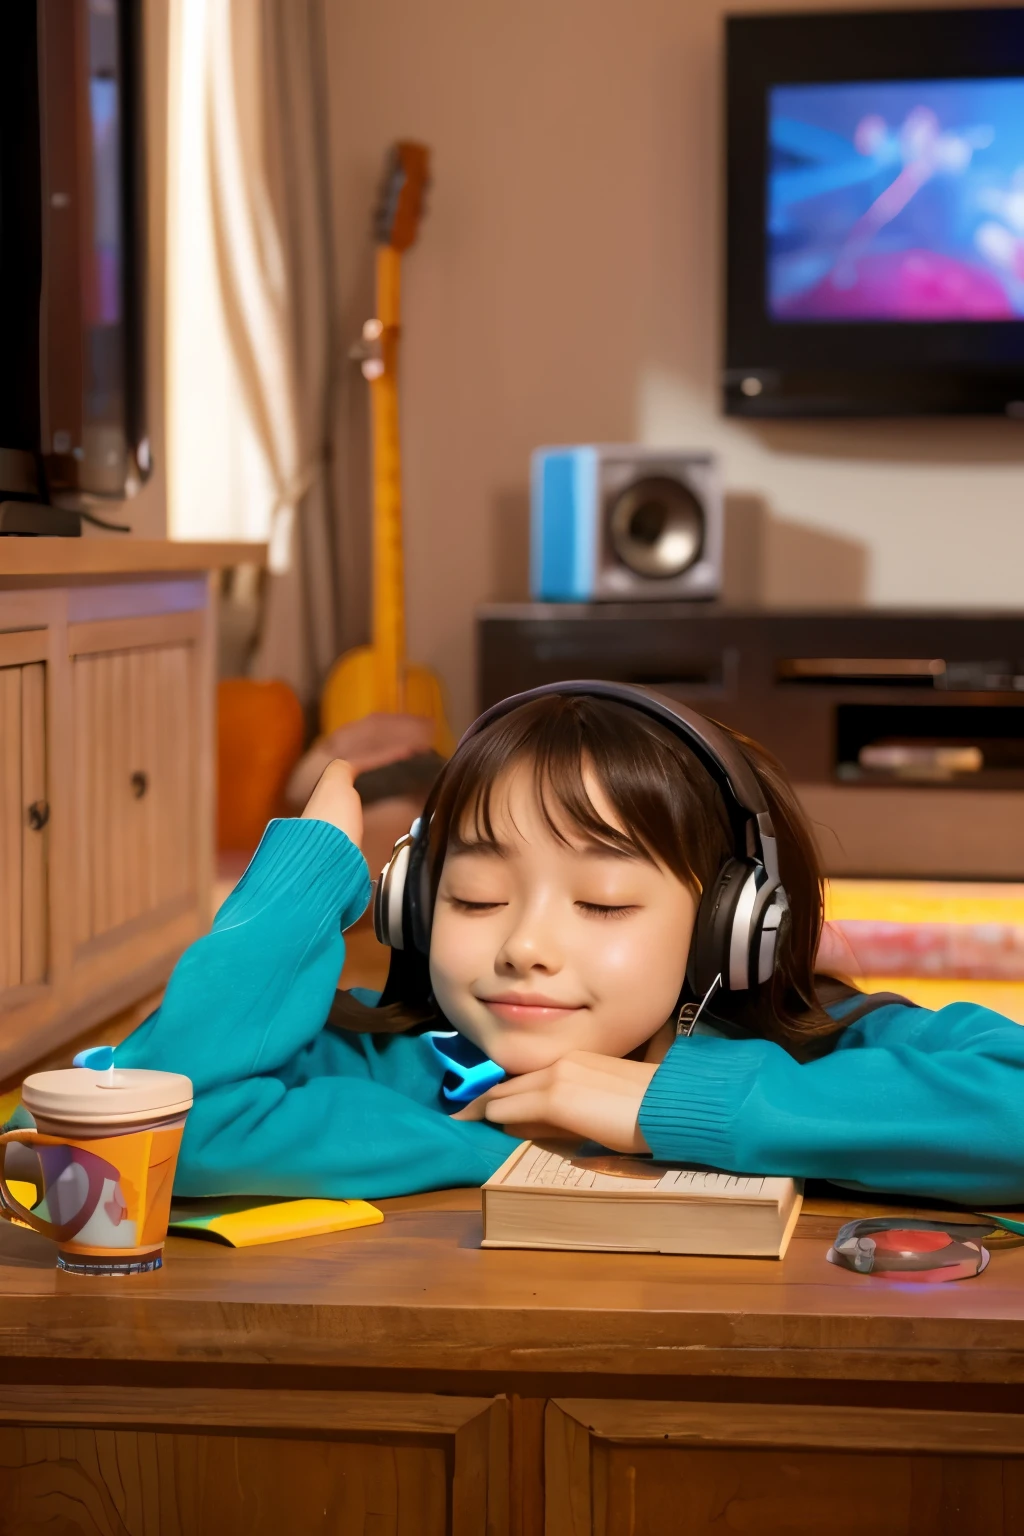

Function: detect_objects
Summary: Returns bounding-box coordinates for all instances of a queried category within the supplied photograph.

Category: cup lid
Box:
[22,1067,194,1124]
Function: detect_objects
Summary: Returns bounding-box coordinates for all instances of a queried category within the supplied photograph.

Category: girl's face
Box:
[429,760,698,1076]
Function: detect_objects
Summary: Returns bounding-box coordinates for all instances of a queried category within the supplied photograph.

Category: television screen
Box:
[725,9,1024,418]
[768,78,1024,323]
[0,0,148,502]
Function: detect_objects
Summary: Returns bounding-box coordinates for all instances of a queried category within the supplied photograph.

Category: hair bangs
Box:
[427,696,711,893]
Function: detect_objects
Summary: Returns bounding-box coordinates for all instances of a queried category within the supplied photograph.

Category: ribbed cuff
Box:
[638,1035,767,1168]
[223,818,372,933]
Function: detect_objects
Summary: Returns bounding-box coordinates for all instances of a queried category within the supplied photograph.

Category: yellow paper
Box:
[174,1197,383,1248]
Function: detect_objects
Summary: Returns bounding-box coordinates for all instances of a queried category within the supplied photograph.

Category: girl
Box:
[114,684,1024,1206]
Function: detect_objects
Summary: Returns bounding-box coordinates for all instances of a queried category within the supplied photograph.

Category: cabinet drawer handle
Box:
[130,771,149,800]
[26,801,50,832]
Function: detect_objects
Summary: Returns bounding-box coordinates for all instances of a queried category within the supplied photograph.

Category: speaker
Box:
[530,445,722,603]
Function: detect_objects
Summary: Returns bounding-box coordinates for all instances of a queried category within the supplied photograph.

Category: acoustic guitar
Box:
[320,142,454,756]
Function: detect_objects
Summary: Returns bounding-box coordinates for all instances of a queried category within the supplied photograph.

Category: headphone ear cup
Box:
[406,829,433,955]
[754,888,789,985]
[688,859,751,996]
[373,836,413,949]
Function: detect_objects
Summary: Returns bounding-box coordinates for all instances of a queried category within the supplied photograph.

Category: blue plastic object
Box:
[73,1045,115,1071]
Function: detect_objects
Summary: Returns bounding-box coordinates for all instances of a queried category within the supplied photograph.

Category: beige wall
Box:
[325,0,1024,733]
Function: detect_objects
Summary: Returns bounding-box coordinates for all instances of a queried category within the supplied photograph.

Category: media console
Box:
[477,604,1024,879]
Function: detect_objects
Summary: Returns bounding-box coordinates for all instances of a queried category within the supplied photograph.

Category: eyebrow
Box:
[446,834,513,859]
[446,833,647,862]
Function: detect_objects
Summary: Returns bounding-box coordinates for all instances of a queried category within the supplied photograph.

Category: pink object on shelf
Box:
[822,920,1024,981]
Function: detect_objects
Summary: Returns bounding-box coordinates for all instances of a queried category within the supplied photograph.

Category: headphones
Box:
[373,680,790,996]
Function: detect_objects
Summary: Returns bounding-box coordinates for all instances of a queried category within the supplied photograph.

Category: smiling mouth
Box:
[479,995,587,1026]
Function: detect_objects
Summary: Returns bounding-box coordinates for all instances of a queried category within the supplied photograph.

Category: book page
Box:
[498,1143,792,1202]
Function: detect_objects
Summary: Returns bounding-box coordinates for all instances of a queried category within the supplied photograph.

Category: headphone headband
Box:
[374,679,789,994]
[461,681,779,883]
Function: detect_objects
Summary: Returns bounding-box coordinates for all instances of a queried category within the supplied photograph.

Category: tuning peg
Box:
[348,318,385,380]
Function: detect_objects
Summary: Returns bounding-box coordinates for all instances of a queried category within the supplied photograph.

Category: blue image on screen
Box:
[767,78,1024,322]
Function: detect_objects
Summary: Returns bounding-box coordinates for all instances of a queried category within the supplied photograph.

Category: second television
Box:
[725,8,1024,416]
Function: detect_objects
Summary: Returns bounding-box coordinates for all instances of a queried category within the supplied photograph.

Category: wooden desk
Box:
[0,1191,1022,1534]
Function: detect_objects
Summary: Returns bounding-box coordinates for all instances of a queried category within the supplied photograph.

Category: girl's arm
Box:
[116,769,520,1198]
[172,1069,519,1199]
[638,1001,1024,1206]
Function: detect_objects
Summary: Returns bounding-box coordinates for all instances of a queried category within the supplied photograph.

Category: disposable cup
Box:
[0,1066,193,1275]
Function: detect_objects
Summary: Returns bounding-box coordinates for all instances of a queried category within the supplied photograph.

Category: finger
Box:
[479,1059,605,1103]
[481,1091,557,1127]
[451,1097,488,1122]
[466,1068,557,1104]
[501,1123,572,1144]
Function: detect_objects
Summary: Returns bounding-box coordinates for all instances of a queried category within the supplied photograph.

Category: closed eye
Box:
[576,902,639,919]
[448,896,507,913]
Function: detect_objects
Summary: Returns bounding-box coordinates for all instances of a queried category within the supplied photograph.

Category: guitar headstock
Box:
[373,142,431,252]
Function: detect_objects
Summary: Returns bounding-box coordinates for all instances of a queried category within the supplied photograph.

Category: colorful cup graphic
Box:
[0,1067,193,1275]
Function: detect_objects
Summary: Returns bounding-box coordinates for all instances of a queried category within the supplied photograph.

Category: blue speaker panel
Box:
[530,446,599,601]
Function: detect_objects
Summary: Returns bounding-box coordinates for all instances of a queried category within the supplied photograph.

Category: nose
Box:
[494,899,562,977]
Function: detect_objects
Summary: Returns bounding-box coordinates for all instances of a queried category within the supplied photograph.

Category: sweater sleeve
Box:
[116,818,520,1199]
[638,1001,1024,1206]
[117,817,373,1091]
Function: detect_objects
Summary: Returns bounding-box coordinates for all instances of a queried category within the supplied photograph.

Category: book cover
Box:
[481,1142,802,1258]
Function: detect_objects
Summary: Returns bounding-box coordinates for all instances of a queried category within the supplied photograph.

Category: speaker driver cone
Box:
[608,476,704,579]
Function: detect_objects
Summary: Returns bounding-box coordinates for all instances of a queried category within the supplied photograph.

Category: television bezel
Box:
[724,6,1024,418]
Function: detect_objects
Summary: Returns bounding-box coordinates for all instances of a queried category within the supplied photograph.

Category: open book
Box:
[481,1142,802,1258]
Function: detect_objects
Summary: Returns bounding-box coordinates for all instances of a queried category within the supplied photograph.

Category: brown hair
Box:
[330,694,853,1056]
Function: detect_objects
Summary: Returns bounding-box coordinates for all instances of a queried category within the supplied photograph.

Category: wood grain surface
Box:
[0,540,267,581]
[0,1387,508,1536]
[0,1193,1020,1384]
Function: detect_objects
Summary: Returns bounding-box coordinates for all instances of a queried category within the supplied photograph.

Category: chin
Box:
[488,1036,572,1077]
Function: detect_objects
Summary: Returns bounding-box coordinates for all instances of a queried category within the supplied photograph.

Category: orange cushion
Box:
[217,679,305,852]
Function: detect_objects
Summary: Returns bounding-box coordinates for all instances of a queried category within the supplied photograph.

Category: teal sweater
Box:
[116,819,1024,1206]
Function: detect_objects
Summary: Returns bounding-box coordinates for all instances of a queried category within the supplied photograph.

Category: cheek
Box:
[427,909,491,1011]
[577,902,692,1016]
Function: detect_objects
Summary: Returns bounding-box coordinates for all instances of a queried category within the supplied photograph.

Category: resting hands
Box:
[452,1050,659,1153]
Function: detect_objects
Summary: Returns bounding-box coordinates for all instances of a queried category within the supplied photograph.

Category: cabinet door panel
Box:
[0,668,22,993]
[149,643,196,909]
[19,663,47,986]
[0,662,48,1004]
[73,642,198,950]
[546,1400,1024,1536]
[0,1386,508,1536]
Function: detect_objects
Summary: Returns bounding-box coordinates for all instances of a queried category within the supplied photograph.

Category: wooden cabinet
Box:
[0,544,261,1080]
[0,1186,1022,1536]
[0,1387,509,1536]
[544,1399,1024,1535]
[0,636,49,1011]
[70,615,201,954]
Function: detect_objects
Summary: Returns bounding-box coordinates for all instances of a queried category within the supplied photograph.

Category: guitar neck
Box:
[370,245,406,712]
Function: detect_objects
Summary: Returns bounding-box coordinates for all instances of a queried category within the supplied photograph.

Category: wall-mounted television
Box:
[0,0,149,510]
[725,7,1024,417]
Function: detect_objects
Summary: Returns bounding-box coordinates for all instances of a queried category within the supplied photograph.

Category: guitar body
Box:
[324,143,454,757]
[320,648,454,754]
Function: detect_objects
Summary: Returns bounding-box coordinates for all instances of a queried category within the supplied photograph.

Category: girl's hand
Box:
[286,713,435,809]
[301,759,364,850]
[452,1051,659,1153]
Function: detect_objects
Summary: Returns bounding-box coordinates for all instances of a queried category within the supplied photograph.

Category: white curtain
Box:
[168,0,342,701]
[166,0,274,552]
